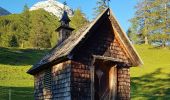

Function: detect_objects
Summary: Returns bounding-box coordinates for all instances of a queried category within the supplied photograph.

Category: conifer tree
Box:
[0,6,90,48]
[9,35,19,47]
[133,0,154,44]
[130,0,170,46]
[19,4,30,48]
[70,8,88,30]
[0,19,11,47]
[29,10,51,48]
[93,0,107,18]
[127,28,139,44]
[148,0,170,47]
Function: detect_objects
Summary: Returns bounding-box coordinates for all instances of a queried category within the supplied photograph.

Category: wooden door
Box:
[109,66,117,100]
[94,62,117,100]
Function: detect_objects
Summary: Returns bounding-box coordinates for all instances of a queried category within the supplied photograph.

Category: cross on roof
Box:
[63,1,67,6]
[104,0,111,7]
[63,1,67,10]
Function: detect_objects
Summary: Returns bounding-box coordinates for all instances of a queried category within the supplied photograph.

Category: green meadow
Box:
[131,45,170,100]
[0,45,170,100]
[0,47,49,100]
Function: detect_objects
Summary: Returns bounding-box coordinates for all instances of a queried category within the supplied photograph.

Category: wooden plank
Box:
[109,65,117,100]
[109,10,143,66]
[90,65,95,100]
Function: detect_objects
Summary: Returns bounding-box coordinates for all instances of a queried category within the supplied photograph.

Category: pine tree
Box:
[0,31,11,47]
[93,0,107,18]
[0,6,91,48]
[133,0,154,44]
[29,10,51,48]
[130,0,170,46]
[128,18,140,44]
[70,8,88,30]
[0,18,12,47]
[127,28,139,44]
[149,0,170,47]
[9,35,19,47]
[19,4,30,48]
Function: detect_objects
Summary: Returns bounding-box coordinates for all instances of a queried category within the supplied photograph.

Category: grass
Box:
[131,45,170,100]
[0,47,49,100]
[0,45,170,100]
[0,86,34,100]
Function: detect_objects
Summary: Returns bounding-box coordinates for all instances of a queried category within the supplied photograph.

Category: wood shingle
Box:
[27,8,143,75]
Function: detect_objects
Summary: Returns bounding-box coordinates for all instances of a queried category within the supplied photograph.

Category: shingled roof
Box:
[27,8,143,75]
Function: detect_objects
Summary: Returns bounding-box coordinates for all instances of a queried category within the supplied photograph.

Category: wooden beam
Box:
[93,55,124,63]
[108,10,143,67]
[90,57,95,100]
[109,65,117,100]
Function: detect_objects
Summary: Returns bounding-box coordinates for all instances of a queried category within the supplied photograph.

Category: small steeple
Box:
[56,1,74,44]
[59,10,71,27]
[104,0,111,7]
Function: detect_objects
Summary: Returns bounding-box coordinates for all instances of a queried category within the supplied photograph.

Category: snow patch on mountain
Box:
[30,0,74,18]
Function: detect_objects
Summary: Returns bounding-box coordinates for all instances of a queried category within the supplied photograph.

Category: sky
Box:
[0,0,137,31]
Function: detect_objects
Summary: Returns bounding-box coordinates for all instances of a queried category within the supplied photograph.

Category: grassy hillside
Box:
[0,10,60,48]
[0,47,49,100]
[0,45,170,100]
[131,45,170,100]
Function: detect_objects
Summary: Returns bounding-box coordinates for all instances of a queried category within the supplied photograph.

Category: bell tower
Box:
[56,2,74,44]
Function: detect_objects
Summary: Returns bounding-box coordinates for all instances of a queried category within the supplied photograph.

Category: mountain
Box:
[30,0,74,18]
[0,7,11,16]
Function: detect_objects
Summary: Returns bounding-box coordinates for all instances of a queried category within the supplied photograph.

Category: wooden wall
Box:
[34,61,72,100]
[34,16,131,100]
[34,71,44,100]
[34,60,91,100]
[117,67,130,100]
[72,17,131,66]
[34,70,52,100]
[71,16,131,100]
[71,61,91,100]
[52,60,72,100]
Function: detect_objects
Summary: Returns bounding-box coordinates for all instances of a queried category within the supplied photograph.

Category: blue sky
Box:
[0,0,137,31]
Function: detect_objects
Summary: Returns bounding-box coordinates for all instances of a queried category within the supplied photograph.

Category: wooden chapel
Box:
[27,8,143,100]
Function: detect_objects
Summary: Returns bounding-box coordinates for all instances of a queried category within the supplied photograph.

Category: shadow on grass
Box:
[0,47,49,66]
[0,86,34,100]
[148,46,170,50]
[131,68,170,100]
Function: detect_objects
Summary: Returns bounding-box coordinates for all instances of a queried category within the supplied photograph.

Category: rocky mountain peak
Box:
[30,0,74,18]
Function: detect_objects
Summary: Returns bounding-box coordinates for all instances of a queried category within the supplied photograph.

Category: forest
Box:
[0,0,169,48]
[0,5,88,48]
[128,0,170,47]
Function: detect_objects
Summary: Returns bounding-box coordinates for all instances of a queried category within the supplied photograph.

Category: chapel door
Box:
[94,61,117,100]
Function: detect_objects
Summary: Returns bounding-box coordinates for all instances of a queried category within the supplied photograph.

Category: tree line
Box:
[1,0,169,48]
[128,0,170,47]
[0,5,88,48]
